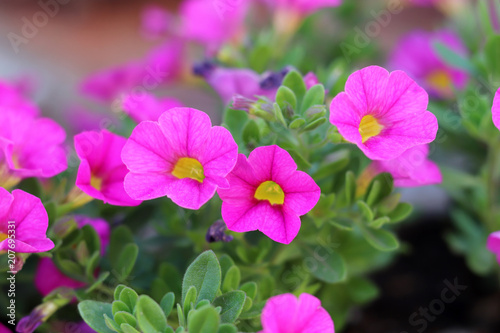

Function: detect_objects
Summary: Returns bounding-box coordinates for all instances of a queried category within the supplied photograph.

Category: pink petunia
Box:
[179,0,247,52]
[0,111,67,188]
[122,92,184,123]
[35,216,110,296]
[262,0,342,15]
[217,145,320,244]
[492,87,500,130]
[259,293,334,333]
[487,231,500,264]
[366,144,442,187]
[122,107,238,210]
[74,130,142,207]
[141,4,173,39]
[0,323,11,333]
[329,65,438,161]
[0,188,54,253]
[0,80,39,117]
[388,29,468,99]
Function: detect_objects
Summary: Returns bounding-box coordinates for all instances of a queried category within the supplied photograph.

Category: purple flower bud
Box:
[193,60,217,78]
[206,220,233,243]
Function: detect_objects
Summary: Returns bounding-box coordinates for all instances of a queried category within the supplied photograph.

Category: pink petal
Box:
[248,145,297,184]
[329,92,363,144]
[217,154,259,204]
[344,66,390,115]
[123,93,183,123]
[35,258,85,296]
[282,171,321,215]
[158,107,212,158]
[164,178,218,210]
[199,126,239,182]
[487,231,500,255]
[493,87,500,131]
[124,172,175,201]
[261,293,300,332]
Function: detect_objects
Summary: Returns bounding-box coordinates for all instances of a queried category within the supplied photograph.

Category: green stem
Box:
[485,140,500,232]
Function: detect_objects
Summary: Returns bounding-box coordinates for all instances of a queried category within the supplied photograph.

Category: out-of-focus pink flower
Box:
[74,130,142,207]
[65,107,118,134]
[35,216,110,296]
[487,231,500,264]
[388,29,468,99]
[492,87,500,130]
[218,145,320,244]
[179,0,247,52]
[329,66,438,161]
[0,322,11,333]
[123,92,183,123]
[0,188,54,254]
[303,72,320,90]
[141,4,172,39]
[81,40,183,104]
[259,293,335,333]
[0,111,67,189]
[0,80,39,117]
[122,107,238,210]
[367,144,442,187]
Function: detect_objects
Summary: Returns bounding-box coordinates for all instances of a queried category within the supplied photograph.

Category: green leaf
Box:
[276,86,297,112]
[224,109,249,146]
[114,311,137,328]
[104,314,121,333]
[78,301,115,333]
[306,247,347,283]
[282,70,307,102]
[242,120,261,145]
[182,251,221,304]
[239,282,257,300]
[112,301,131,316]
[115,243,139,282]
[177,303,185,328]
[289,118,306,129]
[360,225,400,251]
[120,324,140,333]
[219,255,235,282]
[300,84,325,114]
[114,285,127,300]
[109,226,134,265]
[347,277,379,304]
[364,173,393,207]
[187,305,220,333]
[222,266,241,293]
[183,286,197,319]
[81,224,101,256]
[119,288,139,312]
[217,324,237,333]
[135,295,167,333]
[485,35,500,79]
[212,291,246,323]
[433,41,477,74]
[357,200,373,222]
[301,117,327,132]
[368,217,391,229]
[273,103,287,127]
[86,271,110,294]
[387,203,413,223]
[160,292,175,317]
[345,171,356,206]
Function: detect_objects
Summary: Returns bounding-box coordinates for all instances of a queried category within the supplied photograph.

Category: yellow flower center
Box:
[359,115,384,143]
[426,70,452,92]
[0,232,8,242]
[172,157,205,183]
[254,181,285,205]
[91,175,103,191]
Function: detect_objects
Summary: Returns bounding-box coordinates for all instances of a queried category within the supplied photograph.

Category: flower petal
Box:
[248,145,297,184]
[282,171,321,215]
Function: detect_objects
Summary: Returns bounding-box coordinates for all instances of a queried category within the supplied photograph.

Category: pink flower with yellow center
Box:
[329,65,438,161]
[122,107,238,210]
[259,293,335,333]
[0,111,67,189]
[364,144,442,187]
[34,216,110,296]
[217,145,320,244]
[122,92,183,123]
[487,231,500,264]
[74,130,142,207]
[0,188,54,253]
[388,29,468,99]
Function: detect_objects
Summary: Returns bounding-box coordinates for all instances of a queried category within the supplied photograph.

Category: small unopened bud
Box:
[206,220,233,243]
[232,94,256,112]
[193,60,217,78]
[259,67,293,90]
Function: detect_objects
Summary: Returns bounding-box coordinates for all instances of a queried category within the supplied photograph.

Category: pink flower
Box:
[81,41,182,103]
[262,0,342,16]
[122,107,238,209]
[218,145,320,244]
[74,130,142,207]
[304,72,321,90]
[122,92,183,123]
[179,0,247,52]
[0,111,67,188]
[329,65,438,161]
[366,145,441,187]
[492,87,500,130]
[0,322,11,333]
[141,4,172,39]
[259,293,334,333]
[0,188,54,253]
[487,231,500,264]
[0,80,39,117]
[35,216,110,296]
[388,29,468,99]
